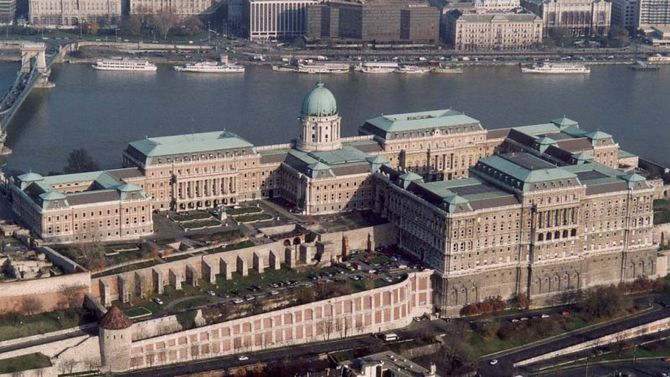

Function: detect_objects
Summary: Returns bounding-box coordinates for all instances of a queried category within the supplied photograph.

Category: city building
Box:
[647,25,670,44]
[475,0,522,10]
[340,351,439,377]
[242,0,317,40]
[374,120,657,315]
[444,9,543,50]
[10,81,664,314]
[638,0,670,29]
[10,168,153,243]
[28,0,121,26]
[611,0,638,30]
[305,0,440,44]
[129,0,219,18]
[521,0,612,36]
[0,0,15,24]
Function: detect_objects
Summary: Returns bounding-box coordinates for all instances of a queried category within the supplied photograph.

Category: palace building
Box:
[8,83,664,312]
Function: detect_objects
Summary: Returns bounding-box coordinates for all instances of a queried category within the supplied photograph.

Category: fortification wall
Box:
[0,272,90,314]
[125,270,433,370]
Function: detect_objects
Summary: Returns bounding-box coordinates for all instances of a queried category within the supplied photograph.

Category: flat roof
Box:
[361,109,483,138]
[127,130,254,158]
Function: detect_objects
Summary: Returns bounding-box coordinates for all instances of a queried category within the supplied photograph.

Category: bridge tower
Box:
[20,42,54,88]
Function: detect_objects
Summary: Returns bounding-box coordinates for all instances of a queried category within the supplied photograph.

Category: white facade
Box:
[29,0,121,26]
[244,0,317,40]
[638,0,670,28]
[446,11,544,50]
[521,0,612,35]
[130,0,217,17]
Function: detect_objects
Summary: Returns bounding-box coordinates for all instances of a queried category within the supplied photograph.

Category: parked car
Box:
[489,359,498,365]
[153,298,164,305]
[238,355,249,361]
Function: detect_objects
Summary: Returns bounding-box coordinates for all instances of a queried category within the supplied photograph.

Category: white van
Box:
[382,333,399,342]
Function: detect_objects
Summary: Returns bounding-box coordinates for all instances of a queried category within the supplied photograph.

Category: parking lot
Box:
[115,248,423,320]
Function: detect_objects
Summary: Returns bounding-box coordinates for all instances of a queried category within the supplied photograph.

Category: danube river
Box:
[2,62,669,173]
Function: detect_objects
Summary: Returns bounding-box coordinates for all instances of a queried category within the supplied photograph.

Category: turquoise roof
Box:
[618,150,637,159]
[117,183,143,192]
[39,191,66,201]
[128,131,253,159]
[536,136,556,145]
[399,171,423,181]
[18,171,43,182]
[512,123,560,136]
[301,82,337,117]
[364,109,482,133]
[551,116,578,128]
[585,130,612,140]
[477,154,577,184]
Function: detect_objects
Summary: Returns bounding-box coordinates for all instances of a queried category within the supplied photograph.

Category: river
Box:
[1,62,669,173]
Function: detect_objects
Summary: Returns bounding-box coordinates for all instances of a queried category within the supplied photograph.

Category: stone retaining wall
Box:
[125,270,433,370]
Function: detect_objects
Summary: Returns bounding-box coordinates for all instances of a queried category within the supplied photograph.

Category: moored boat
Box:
[296,62,351,74]
[520,62,590,74]
[395,65,430,74]
[92,58,157,72]
[431,65,464,74]
[356,62,398,73]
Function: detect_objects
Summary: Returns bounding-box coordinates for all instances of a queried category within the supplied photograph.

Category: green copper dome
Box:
[301,82,337,117]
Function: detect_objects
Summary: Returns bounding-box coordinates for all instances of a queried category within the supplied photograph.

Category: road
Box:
[117,318,448,377]
[544,359,670,377]
[0,324,97,354]
[477,304,670,377]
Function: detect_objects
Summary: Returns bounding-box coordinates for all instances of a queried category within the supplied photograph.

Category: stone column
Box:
[169,268,183,290]
[135,272,147,299]
[237,256,248,277]
[285,247,296,269]
[220,258,232,280]
[203,259,217,284]
[152,268,164,294]
[253,253,264,274]
[118,274,131,303]
[269,250,281,270]
[100,280,111,307]
[186,264,199,287]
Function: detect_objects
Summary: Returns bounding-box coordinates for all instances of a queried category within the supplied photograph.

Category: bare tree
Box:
[59,359,78,374]
[21,296,44,316]
[152,10,178,39]
[59,284,86,312]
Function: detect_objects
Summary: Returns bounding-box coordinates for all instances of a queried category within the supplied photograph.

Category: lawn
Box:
[124,307,152,319]
[182,219,221,229]
[0,309,83,342]
[468,312,617,357]
[187,229,243,244]
[206,240,255,254]
[0,353,51,374]
[226,206,263,215]
[92,259,160,278]
[172,296,213,311]
[172,211,212,222]
[234,213,273,223]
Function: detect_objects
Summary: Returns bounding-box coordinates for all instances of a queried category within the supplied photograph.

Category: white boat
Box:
[296,62,350,74]
[647,54,670,64]
[174,61,245,73]
[395,65,430,74]
[521,62,590,74]
[92,58,157,71]
[356,62,398,73]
